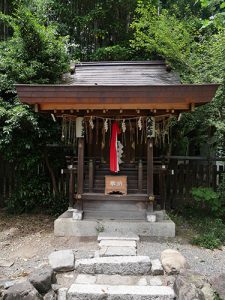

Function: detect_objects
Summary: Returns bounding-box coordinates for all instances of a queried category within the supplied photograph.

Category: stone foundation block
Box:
[67,284,175,300]
[48,250,75,272]
[99,246,136,257]
[151,259,164,275]
[99,240,136,248]
[75,256,151,275]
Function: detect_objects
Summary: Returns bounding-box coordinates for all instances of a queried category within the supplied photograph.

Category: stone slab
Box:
[4,281,41,300]
[147,214,156,223]
[99,240,137,248]
[149,277,163,286]
[75,274,96,284]
[98,232,139,241]
[58,288,68,300]
[54,214,175,237]
[74,274,150,286]
[151,259,164,275]
[96,275,147,286]
[210,273,225,300]
[99,246,136,257]
[0,259,14,267]
[72,211,83,220]
[48,250,75,272]
[56,272,75,288]
[67,284,175,300]
[28,265,54,294]
[75,256,151,275]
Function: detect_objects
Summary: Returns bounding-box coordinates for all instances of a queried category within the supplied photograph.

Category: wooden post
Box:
[89,159,94,192]
[69,168,75,208]
[76,137,84,209]
[138,159,143,193]
[147,138,154,212]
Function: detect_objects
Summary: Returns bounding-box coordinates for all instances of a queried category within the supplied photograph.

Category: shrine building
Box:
[16,61,219,237]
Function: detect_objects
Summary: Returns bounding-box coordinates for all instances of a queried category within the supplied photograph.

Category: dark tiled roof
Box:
[69,61,180,86]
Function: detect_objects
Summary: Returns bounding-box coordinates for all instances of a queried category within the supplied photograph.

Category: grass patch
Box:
[170,210,225,250]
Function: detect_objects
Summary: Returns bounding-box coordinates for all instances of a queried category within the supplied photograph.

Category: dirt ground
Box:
[0,211,98,280]
[1,210,225,281]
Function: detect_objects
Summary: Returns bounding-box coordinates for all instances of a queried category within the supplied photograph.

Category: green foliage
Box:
[190,217,225,249]
[198,0,225,28]
[130,3,194,70]
[91,45,134,61]
[41,0,139,61]
[191,187,222,214]
[0,6,69,85]
[7,175,67,216]
[191,233,222,249]
[171,212,225,249]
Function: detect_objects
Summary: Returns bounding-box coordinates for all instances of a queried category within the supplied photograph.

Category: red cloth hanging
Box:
[110,121,121,173]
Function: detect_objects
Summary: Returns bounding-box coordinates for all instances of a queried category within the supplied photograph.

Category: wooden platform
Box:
[54,210,176,237]
[81,193,148,220]
[82,193,148,201]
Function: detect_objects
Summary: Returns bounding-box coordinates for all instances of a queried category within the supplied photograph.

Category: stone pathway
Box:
[67,232,175,299]
[1,232,220,299]
[97,232,138,257]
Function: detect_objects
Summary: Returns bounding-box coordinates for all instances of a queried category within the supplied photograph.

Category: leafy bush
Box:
[190,217,225,249]
[191,187,223,215]
[6,174,67,216]
[91,45,133,61]
[191,233,221,249]
[0,6,69,85]
[170,210,225,249]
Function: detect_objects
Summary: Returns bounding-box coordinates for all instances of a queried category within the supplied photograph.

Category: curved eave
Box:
[15,84,220,111]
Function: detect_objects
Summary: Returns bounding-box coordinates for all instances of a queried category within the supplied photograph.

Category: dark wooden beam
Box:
[88,159,94,193]
[138,159,143,193]
[147,138,154,212]
[76,137,84,209]
[16,84,219,112]
[69,168,75,208]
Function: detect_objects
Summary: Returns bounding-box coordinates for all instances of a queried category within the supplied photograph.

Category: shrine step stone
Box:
[75,256,151,275]
[67,284,175,300]
[74,274,164,286]
[98,232,140,241]
[99,240,137,248]
[99,246,137,257]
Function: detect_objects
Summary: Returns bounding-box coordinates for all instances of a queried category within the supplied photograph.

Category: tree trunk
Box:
[43,148,59,196]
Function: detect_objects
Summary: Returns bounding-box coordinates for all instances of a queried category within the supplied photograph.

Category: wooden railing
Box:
[165,156,225,209]
[0,155,224,209]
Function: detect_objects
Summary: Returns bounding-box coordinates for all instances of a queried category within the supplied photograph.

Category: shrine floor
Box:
[54,209,176,238]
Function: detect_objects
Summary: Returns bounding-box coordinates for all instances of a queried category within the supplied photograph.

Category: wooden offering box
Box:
[105,176,127,195]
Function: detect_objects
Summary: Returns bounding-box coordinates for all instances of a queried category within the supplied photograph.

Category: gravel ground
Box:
[138,237,225,276]
[0,211,225,281]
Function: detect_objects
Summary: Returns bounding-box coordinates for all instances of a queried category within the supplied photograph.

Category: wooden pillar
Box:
[69,168,75,208]
[138,159,143,193]
[76,137,84,209]
[147,138,154,212]
[89,159,94,192]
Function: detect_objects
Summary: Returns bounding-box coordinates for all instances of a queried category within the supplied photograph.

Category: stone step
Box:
[74,274,164,286]
[99,246,137,257]
[67,284,175,300]
[99,240,137,248]
[98,232,140,241]
[75,256,151,275]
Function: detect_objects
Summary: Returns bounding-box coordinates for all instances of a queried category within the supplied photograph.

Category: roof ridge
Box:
[75,61,165,67]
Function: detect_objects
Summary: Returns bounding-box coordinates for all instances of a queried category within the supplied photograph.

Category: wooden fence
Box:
[166,156,225,209]
[0,155,224,209]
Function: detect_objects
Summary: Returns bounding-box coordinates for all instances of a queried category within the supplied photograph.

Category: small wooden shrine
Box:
[16,61,219,221]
